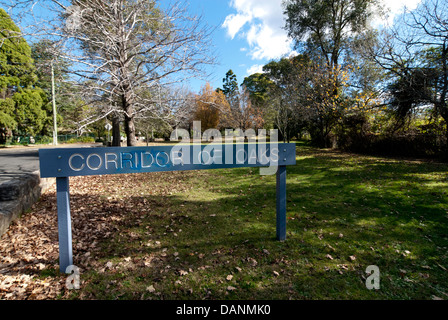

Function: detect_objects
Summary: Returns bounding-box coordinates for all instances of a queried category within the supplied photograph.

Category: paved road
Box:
[0,148,40,184]
[0,143,102,185]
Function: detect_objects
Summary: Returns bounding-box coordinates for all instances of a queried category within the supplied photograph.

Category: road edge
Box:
[0,171,55,237]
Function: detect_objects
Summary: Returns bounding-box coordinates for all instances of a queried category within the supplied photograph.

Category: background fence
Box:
[5,134,96,146]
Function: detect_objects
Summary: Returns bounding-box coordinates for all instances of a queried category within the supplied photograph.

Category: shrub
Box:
[66,136,95,144]
[335,114,371,152]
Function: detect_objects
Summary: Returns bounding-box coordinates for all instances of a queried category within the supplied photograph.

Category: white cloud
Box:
[385,0,421,15]
[222,0,293,61]
[223,0,422,62]
[246,64,264,76]
[373,0,422,26]
[223,13,252,39]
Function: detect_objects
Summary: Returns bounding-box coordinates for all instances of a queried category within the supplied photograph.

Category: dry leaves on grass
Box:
[0,171,195,300]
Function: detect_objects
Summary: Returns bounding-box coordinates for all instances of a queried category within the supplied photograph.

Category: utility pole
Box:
[51,60,58,146]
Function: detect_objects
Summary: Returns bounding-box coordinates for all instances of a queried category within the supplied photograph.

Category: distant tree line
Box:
[1,0,447,160]
[211,0,446,159]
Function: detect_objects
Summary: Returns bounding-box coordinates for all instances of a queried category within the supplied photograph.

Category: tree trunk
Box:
[125,114,137,146]
[442,109,448,155]
[112,115,121,147]
[0,129,7,145]
[122,93,138,146]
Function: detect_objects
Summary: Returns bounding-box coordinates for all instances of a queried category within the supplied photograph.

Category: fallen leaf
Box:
[246,257,258,267]
[146,285,156,293]
[436,263,447,271]
[226,275,233,281]
[179,270,188,276]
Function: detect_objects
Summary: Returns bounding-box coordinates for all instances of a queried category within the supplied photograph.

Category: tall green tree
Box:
[242,72,276,129]
[263,56,311,142]
[221,69,240,128]
[283,0,379,146]
[222,70,238,96]
[242,73,274,108]
[283,0,377,70]
[0,8,48,143]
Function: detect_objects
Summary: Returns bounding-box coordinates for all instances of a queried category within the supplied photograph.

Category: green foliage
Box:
[0,98,16,128]
[0,9,37,90]
[385,46,446,132]
[284,0,375,68]
[242,73,273,106]
[0,8,48,140]
[335,113,371,151]
[222,69,239,97]
[281,0,381,146]
[242,73,277,129]
[66,135,95,143]
[12,88,47,135]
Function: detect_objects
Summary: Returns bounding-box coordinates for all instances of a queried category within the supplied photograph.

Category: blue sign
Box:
[39,143,296,178]
[38,143,296,273]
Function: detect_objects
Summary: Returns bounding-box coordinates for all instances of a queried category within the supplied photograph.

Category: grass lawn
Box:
[24,142,448,299]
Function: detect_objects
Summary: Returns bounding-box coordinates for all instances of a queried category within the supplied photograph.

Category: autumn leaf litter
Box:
[0,172,194,300]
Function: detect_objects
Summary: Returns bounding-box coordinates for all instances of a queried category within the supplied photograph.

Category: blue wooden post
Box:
[56,177,73,273]
[276,165,287,241]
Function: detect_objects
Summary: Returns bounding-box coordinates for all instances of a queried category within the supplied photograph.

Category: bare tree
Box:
[2,0,215,146]
[135,85,195,143]
[361,0,448,139]
[403,0,448,138]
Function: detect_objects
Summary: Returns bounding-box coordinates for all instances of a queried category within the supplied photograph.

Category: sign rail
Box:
[39,143,297,273]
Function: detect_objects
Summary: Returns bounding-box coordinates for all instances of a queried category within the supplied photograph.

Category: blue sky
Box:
[4,0,422,94]
[185,0,423,93]
[187,0,294,92]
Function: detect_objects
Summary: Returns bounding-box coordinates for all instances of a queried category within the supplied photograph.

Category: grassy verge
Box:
[50,141,448,299]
